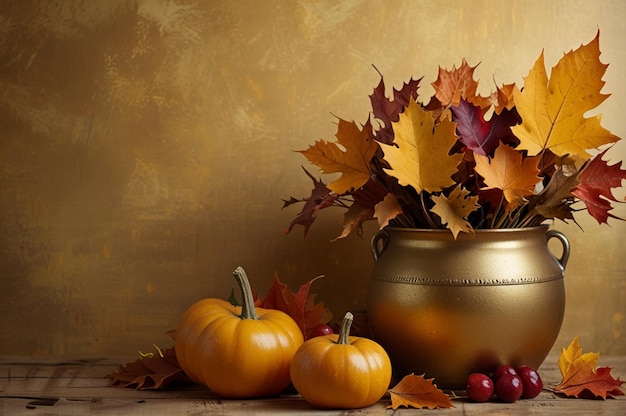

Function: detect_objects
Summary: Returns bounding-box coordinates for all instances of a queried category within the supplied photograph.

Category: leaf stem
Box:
[420,192,438,229]
[233,267,258,320]
[336,312,354,345]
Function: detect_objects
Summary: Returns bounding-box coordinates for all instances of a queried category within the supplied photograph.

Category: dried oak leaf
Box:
[259,272,332,339]
[387,374,454,410]
[107,345,192,390]
[550,336,624,399]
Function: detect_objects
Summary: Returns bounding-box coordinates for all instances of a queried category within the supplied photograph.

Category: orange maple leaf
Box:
[299,118,378,194]
[387,374,454,410]
[374,193,403,230]
[512,32,620,160]
[430,184,479,238]
[431,58,491,111]
[551,336,624,399]
[474,142,541,210]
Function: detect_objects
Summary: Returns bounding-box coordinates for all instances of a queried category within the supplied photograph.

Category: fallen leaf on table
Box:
[387,374,454,410]
[107,345,192,390]
[549,336,624,399]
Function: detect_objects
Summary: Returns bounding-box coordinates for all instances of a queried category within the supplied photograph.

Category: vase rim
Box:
[383,224,551,234]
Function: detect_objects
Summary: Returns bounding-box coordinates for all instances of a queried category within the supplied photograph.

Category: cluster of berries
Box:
[466,365,543,403]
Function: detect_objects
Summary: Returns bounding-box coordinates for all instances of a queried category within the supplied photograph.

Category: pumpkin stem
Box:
[233,266,258,320]
[336,311,354,345]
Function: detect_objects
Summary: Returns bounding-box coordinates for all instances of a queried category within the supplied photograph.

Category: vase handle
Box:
[371,229,390,261]
[546,229,570,270]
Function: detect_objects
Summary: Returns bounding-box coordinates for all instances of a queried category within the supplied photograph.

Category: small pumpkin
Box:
[290,311,392,409]
[174,266,304,398]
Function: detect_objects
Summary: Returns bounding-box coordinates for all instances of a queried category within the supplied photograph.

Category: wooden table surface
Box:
[1,354,624,415]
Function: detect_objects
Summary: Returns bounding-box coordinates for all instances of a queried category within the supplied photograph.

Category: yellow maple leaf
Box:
[430,185,479,238]
[380,100,462,193]
[558,336,599,380]
[299,118,378,194]
[387,374,454,410]
[474,142,541,210]
[512,32,620,160]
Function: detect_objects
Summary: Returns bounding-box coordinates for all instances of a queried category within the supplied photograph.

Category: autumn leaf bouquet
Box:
[283,32,626,239]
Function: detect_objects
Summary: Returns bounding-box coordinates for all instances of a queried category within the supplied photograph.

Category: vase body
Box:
[367,225,569,389]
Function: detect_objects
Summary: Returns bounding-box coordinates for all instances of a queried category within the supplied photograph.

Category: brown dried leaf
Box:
[107,345,192,390]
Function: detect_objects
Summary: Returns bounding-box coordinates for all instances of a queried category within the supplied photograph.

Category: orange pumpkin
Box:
[290,311,392,409]
[174,266,304,398]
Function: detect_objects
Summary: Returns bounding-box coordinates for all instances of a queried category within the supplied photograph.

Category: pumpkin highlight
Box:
[290,311,392,409]
[174,266,304,398]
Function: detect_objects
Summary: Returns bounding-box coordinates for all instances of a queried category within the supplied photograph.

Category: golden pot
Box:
[367,225,569,389]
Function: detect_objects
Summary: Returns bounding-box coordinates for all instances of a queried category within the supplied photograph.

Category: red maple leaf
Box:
[572,146,626,224]
[260,273,332,339]
[450,98,521,156]
[369,71,421,144]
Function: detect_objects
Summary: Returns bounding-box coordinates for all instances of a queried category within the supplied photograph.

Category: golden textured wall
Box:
[1,0,625,357]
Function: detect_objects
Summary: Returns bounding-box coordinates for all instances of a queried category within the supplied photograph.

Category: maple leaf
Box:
[451,98,521,156]
[431,58,491,111]
[374,193,403,230]
[380,99,462,194]
[387,374,454,410]
[474,143,541,210]
[283,167,339,237]
[369,71,421,144]
[107,345,192,390]
[298,118,379,194]
[512,32,620,159]
[572,146,626,224]
[430,185,479,238]
[260,273,332,339]
[551,336,624,399]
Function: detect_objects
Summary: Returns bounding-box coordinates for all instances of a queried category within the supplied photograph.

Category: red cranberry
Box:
[306,323,334,338]
[493,364,517,381]
[517,366,543,399]
[495,373,523,403]
[466,373,494,402]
